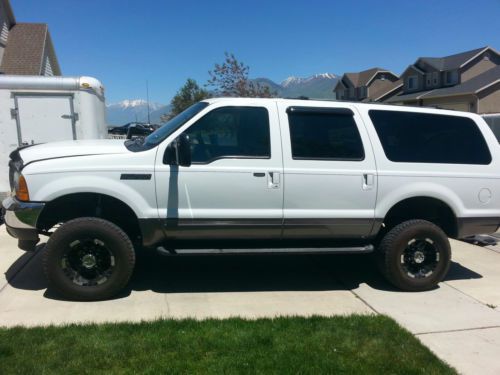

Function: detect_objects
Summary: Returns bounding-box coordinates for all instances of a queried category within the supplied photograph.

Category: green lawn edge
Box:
[0,314,456,375]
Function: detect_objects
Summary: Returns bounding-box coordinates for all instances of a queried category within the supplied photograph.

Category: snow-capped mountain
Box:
[253,73,339,99]
[106,73,339,125]
[281,73,338,88]
[106,99,171,126]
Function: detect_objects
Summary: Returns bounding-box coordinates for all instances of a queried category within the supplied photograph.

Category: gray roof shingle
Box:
[419,47,488,71]
[385,89,433,103]
[344,67,391,87]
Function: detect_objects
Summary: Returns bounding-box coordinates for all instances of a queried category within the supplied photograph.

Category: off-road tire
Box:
[377,219,451,291]
[43,217,136,301]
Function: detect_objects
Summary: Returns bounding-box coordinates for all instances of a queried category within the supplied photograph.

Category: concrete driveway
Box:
[1,227,500,375]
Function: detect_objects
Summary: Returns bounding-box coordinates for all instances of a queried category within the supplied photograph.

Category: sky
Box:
[11,0,500,104]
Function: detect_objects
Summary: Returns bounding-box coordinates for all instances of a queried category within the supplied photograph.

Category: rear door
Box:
[277,103,378,239]
[15,95,76,145]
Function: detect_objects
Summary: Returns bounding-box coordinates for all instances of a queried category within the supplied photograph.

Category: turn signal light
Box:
[16,175,30,201]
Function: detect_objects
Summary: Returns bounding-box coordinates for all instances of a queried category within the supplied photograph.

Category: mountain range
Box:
[106,73,339,126]
[106,100,172,126]
[253,73,339,99]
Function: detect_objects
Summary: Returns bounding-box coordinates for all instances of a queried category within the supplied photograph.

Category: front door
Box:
[277,103,378,240]
[155,102,283,240]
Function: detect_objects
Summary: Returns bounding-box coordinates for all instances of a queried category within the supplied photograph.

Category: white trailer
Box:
[0,75,107,196]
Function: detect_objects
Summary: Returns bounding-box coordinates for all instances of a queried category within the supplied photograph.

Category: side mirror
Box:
[163,133,191,167]
[177,133,191,167]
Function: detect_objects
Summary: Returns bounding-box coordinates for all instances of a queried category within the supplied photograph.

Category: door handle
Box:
[362,173,374,190]
[253,172,265,177]
[61,114,79,121]
[268,172,280,189]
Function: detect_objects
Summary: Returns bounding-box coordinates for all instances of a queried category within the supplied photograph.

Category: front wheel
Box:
[43,217,136,301]
[377,219,451,291]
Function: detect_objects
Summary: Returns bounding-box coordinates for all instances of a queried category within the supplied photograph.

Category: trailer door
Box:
[15,95,76,145]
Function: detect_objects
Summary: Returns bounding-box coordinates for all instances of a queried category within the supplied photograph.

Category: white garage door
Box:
[16,95,76,145]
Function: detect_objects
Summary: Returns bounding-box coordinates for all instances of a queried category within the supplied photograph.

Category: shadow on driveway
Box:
[5,246,483,301]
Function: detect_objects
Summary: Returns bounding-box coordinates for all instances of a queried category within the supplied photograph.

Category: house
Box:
[0,0,60,76]
[334,67,403,102]
[385,46,500,114]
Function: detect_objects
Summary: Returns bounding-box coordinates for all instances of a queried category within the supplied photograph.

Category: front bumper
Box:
[2,196,45,250]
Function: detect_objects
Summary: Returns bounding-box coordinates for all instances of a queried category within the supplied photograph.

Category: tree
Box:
[161,78,210,122]
[207,52,275,98]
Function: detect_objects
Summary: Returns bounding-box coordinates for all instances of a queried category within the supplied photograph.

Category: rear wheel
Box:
[377,219,451,291]
[43,217,135,301]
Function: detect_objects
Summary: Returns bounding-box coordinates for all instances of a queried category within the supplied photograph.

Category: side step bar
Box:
[157,245,374,256]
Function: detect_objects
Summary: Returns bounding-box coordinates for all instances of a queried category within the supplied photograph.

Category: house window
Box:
[432,72,439,85]
[426,74,432,87]
[445,71,458,85]
[407,76,418,90]
[359,86,367,99]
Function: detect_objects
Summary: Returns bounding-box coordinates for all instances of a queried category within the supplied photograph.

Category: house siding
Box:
[461,57,498,82]
[422,95,476,112]
[477,82,500,114]
[400,66,424,93]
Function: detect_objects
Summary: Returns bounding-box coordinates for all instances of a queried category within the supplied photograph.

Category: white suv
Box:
[3,98,500,300]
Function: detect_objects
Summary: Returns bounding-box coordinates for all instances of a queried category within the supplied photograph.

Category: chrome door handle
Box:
[362,173,374,190]
[268,172,280,189]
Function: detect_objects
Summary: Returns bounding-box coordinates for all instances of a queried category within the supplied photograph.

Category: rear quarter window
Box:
[369,110,492,165]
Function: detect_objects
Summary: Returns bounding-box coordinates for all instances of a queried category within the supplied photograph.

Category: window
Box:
[287,107,364,160]
[185,106,270,163]
[359,86,368,99]
[426,74,432,87]
[369,110,491,164]
[408,76,417,90]
[432,72,439,85]
[144,102,209,148]
[445,70,458,85]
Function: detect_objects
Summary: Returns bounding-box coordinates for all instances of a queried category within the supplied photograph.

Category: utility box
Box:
[0,75,107,196]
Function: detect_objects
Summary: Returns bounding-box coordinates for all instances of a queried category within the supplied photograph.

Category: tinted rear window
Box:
[288,109,364,160]
[369,110,491,165]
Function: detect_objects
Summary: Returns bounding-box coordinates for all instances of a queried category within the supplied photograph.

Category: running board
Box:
[156,245,374,256]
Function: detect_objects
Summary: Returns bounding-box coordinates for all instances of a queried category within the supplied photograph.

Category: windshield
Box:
[143,101,209,147]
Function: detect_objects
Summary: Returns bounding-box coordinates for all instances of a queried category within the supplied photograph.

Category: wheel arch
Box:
[380,196,459,238]
[37,192,143,244]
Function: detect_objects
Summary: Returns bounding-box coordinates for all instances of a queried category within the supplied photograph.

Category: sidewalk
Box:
[1,228,499,374]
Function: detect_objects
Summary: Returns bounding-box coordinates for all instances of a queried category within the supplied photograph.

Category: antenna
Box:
[146,80,151,124]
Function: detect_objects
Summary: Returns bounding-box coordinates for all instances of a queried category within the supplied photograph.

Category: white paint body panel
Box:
[276,100,377,237]
[355,105,500,220]
[13,98,500,237]
[154,100,283,222]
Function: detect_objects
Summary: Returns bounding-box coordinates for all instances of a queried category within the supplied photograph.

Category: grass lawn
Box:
[0,315,455,374]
